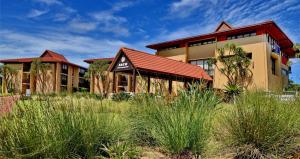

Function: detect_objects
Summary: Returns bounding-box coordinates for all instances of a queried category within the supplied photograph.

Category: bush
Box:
[0,96,129,158]
[130,88,220,156]
[217,91,299,156]
[112,92,131,102]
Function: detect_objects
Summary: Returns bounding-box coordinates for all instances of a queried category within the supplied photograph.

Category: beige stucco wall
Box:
[154,34,287,91]
[188,43,216,60]
[2,62,85,95]
[214,35,268,90]
[35,63,56,93]
[157,47,186,62]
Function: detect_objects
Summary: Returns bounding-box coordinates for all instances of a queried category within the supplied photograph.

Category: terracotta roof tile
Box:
[110,47,212,81]
[0,50,85,68]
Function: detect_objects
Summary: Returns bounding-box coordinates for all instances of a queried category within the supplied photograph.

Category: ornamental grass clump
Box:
[217,91,300,157]
[131,87,220,157]
[0,95,130,158]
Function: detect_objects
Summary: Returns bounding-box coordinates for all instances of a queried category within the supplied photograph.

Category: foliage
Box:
[100,141,140,159]
[111,92,132,102]
[209,43,253,99]
[216,91,299,156]
[130,87,220,156]
[30,58,51,94]
[0,96,130,158]
[293,43,300,58]
[87,60,111,95]
[286,79,300,91]
[0,65,18,94]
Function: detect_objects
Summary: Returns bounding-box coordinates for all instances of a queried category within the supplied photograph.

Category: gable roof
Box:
[40,50,68,62]
[0,50,85,68]
[109,47,212,81]
[215,21,233,32]
[84,57,114,64]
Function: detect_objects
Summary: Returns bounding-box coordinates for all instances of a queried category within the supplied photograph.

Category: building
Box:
[85,47,212,94]
[146,21,295,91]
[0,50,89,94]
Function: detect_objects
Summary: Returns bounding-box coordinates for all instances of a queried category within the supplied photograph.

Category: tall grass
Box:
[0,95,130,158]
[130,88,220,157]
[216,91,300,157]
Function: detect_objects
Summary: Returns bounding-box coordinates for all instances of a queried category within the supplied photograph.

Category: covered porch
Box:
[108,47,212,94]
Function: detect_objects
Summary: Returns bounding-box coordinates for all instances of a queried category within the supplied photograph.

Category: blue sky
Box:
[0,0,299,83]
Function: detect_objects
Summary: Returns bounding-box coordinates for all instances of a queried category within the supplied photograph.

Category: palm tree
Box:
[30,58,51,94]
[87,60,111,96]
[0,65,17,94]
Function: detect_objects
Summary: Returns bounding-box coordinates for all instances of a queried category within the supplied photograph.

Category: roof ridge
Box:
[122,47,192,65]
[146,20,275,48]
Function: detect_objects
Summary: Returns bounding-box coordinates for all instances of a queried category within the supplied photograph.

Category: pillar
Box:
[67,65,73,93]
[168,79,172,94]
[147,75,150,93]
[55,63,61,93]
[112,71,116,93]
[132,69,136,93]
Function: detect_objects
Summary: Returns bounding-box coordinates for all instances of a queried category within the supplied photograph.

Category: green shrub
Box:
[130,88,219,156]
[0,96,129,158]
[100,141,140,158]
[112,92,131,102]
[217,91,299,156]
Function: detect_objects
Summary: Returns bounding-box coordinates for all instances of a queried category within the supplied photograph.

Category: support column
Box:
[67,65,73,93]
[147,75,150,93]
[112,71,116,93]
[55,63,61,93]
[132,69,136,93]
[168,79,172,94]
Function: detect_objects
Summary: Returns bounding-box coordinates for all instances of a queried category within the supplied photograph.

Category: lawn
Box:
[0,91,299,158]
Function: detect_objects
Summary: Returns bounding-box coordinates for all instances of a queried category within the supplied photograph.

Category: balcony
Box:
[271,44,280,59]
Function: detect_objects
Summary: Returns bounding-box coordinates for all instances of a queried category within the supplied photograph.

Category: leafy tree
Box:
[87,60,111,96]
[30,58,51,94]
[294,43,300,58]
[209,43,253,100]
[0,65,17,94]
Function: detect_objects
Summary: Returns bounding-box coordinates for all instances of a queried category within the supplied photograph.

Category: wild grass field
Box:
[0,90,299,158]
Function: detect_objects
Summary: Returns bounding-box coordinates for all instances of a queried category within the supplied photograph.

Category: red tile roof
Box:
[0,50,85,68]
[109,47,212,81]
[84,57,114,64]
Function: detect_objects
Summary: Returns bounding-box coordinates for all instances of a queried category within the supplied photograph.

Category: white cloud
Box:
[27,9,49,18]
[0,30,131,66]
[53,7,77,22]
[33,0,63,6]
[87,1,134,36]
[170,0,202,18]
[68,18,98,32]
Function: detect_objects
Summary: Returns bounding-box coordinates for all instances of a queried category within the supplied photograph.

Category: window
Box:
[246,53,252,59]
[23,63,31,72]
[189,59,214,77]
[188,39,216,47]
[267,34,280,54]
[61,74,68,85]
[271,58,276,75]
[79,78,89,88]
[61,64,68,74]
[160,44,180,51]
[227,31,256,40]
[281,68,289,76]
[79,68,86,77]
